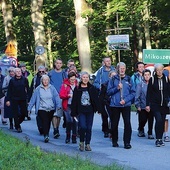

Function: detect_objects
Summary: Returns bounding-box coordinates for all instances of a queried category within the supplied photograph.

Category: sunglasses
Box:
[39,71,45,73]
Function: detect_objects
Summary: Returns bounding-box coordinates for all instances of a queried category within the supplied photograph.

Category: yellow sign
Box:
[5,41,17,57]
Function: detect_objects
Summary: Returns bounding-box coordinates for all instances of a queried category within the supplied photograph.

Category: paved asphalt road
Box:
[1,112,170,170]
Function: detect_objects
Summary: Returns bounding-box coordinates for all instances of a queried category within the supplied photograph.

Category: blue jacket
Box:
[28,84,61,114]
[131,72,143,88]
[107,75,135,107]
[135,80,148,109]
[93,66,115,90]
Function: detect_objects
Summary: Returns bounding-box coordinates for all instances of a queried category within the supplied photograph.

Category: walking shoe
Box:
[27,116,31,121]
[155,139,162,147]
[159,140,165,146]
[44,136,49,143]
[2,121,8,125]
[17,127,22,133]
[164,136,170,142]
[124,143,132,149]
[85,144,92,151]
[148,135,154,139]
[79,142,84,151]
[112,142,119,147]
[53,129,60,139]
[138,131,145,137]
[104,132,109,138]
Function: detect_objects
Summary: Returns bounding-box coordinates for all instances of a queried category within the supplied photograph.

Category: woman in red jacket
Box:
[59,72,78,143]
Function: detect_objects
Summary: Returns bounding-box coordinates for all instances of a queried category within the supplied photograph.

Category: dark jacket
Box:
[28,73,42,101]
[71,82,101,117]
[6,76,29,101]
[0,74,5,98]
[146,74,170,107]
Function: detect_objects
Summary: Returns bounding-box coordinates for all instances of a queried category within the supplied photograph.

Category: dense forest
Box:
[0,0,170,75]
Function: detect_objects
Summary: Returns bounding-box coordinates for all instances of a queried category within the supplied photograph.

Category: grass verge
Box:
[0,130,123,170]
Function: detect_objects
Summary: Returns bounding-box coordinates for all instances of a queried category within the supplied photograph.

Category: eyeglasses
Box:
[39,71,45,73]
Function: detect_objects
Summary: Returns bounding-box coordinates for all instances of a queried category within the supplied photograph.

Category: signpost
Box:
[105,13,131,99]
[143,49,170,64]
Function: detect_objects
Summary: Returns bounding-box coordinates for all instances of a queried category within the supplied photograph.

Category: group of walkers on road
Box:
[0,57,170,151]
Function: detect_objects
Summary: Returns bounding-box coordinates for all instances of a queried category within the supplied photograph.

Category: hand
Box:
[6,101,10,106]
[120,99,125,105]
[145,106,150,112]
[28,111,31,115]
[137,107,141,111]
[117,83,123,90]
[68,94,73,98]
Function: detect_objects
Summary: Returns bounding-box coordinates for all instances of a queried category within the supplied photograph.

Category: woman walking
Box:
[71,72,101,151]
[3,67,15,129]
[28,75,61,143]
[59,72,78,144]
[146,63,170,147]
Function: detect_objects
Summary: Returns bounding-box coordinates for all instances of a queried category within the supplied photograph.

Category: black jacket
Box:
[0,74,5,98]
[71,82,101,117]
[146,74,170,107]
[6,76,29,101]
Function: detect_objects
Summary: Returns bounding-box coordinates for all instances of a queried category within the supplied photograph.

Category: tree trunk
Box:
[143,2,151,49]
[47,27,53,69]
[31,0,47,71]
[73,0,92,73]
[1,0,17,54]
[132,24,138,68]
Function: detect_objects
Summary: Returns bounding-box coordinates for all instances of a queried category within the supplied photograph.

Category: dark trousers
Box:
[110,106,132,144]
[78,112,94,145]
[151,105,167,139]
[99,98,109,133]
[11,100,27,129]
[64,105,77,135]
[38,110,54,137]
[138,109,154,135]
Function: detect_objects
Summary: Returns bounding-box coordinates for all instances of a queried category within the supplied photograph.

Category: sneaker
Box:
[17,128,22,133]
[112,142,119,147]
[85,144,92,151]
[164,136,170,142]
[159,140,165,146]
[44,136,49,143]
[138,131,145,137]
[155,139,161,147]
[124,143,132,149]
[53,129,60,139]
[2,121,8,125]
[27,116,31,121]
[148,135,154,139]
[104,132,109,138]
[79,142,84,151]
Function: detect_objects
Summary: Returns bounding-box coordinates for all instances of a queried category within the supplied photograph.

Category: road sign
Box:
[143,49,170,64]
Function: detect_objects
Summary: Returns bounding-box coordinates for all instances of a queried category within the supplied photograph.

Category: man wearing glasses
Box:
[28,65,46,134]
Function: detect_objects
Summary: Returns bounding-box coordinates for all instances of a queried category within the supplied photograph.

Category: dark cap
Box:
[19,63,26,67]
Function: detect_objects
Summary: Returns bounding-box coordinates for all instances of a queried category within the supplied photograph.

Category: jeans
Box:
[64,105,77,135]
[38,110,54,137]
[110,106,132,144]
[138,109,154,135]
[78,112,94,145]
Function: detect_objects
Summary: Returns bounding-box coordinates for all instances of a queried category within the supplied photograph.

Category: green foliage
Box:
[0,130,122,170]
[0,0,170,72]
